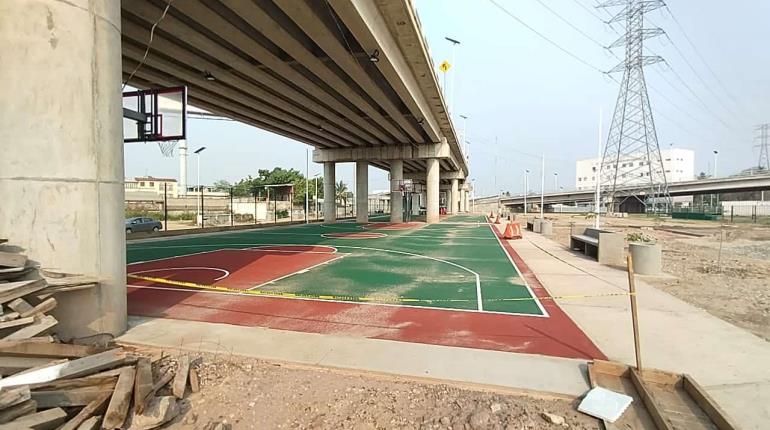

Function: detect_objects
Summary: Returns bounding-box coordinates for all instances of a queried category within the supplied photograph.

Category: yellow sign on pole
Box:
[439,60,452,73]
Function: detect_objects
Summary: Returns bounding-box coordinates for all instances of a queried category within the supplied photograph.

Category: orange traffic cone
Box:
[503,222,523,240]
[489,211,495,219]
[494,214,501,224]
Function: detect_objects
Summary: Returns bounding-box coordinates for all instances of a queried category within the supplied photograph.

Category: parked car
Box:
[125,217,162,234]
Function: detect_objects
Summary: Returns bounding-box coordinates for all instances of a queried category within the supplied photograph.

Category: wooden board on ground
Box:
[2,315,58,341]
[102,366,136,429]
[0,407,67,430]
[0,252,26,268]
[0,349,126,388]
[0,279,47,304]
[172,355,190,398]
[587,360,737,430]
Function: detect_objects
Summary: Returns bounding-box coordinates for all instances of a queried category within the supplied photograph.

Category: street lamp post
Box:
[713,150,719,178]
[313,173,321,220]
[553,172,558,191]
[460,115,469,160]
[524,169,530,215]
[194,147,207,227]
[445,37,460,116]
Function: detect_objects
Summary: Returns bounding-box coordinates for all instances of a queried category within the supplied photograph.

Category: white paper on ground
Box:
[578,386,634,423]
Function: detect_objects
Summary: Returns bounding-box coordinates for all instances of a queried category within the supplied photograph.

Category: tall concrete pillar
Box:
[449,179,459,214]
[390,160,403,223]
[426,158,440,223]
[323,162,336,223]
[355,161,368,224]
[0,0,125,337]
[460,188,467,212]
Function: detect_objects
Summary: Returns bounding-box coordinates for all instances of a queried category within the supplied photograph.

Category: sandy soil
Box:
[539,213,770,341]
[158,352,598,430]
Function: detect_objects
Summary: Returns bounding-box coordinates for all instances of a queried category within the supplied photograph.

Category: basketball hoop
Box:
[157,140,177,158]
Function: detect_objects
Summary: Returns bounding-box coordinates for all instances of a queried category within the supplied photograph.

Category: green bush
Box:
[124,210,195,221]
[626,232,653,243]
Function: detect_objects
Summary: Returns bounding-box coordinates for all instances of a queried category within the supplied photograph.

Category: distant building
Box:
[125,176,179,198]
[575,148,695,191]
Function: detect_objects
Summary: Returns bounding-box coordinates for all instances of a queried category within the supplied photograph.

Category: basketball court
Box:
[126,214,604,360]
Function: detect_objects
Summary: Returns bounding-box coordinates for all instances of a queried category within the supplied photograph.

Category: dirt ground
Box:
[540,213,770,341]
[155,351,598,430]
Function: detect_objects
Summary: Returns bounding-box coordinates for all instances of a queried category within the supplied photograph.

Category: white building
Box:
[125,176,179,198]
[575,148,695,191]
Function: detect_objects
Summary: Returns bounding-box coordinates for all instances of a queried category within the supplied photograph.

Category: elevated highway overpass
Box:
[1,0,469,337]
[120,0,470,224]
[479,174,770,209]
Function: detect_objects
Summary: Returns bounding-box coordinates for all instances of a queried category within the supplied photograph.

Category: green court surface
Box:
[126,214,545,316]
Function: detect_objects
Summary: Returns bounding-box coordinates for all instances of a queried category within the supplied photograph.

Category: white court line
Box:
[128,266,230,281]
[245,244,340,254]
[320,232,388,239]
[487,224,549,318]
[248,254,347,290]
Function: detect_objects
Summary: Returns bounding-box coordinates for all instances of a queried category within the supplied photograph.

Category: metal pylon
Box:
[599,0,671,214]
[756,124,770,171]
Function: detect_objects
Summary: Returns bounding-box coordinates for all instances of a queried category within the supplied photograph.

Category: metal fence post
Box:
[200,186,205,229]
[253,188,258,225]
[730,205,734,223]
[230,187,234,227]
[163,182,168,231]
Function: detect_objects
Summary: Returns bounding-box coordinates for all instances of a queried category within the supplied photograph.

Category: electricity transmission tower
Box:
[756,124,770,171]
[599,0,671,213]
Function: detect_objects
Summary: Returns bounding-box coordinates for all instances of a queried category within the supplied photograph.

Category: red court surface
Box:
[127,243,606,360]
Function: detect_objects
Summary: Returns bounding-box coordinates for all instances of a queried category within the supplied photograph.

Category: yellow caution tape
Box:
[127,274,634,304]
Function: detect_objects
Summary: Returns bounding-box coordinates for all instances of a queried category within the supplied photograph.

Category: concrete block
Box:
[540,220,553,235]
[597,232,625,266]
[629,243,662,275]
[533,219,542,233]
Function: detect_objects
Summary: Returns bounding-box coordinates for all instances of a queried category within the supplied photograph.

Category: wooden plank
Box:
[44,276,98,288]
[0,341,104,359]
[0,252,26,268]
[682,375,740,430]
[133,357,153,414]
[0,316,34,331]
[75,415,102,430]
[189,366,200,393]
[35,283,97,299]
[0,280,47,304]
[2,315,58,341]
[172,355,190,398]
[19,298,56,318]
[31,386,115,408]
[59,393,111,430]
[0,336,54,348]
[0,356,56,375]
[102,366,136,429]
[0,399,36,424]
[0,407,67,430]
[0,349,126,388]
[630,368,674,430]
[28,374,117,391]
[0,386,30,410]
[591,359,630,377]
[0,312,20,322]
[139,368,174,409]
[7,298,33,315]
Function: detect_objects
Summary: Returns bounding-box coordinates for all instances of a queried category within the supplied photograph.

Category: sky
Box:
[125,0,770,198]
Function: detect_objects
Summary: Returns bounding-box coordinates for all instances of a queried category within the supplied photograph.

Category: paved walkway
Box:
[511,230,770,430]
[118,316,590,398]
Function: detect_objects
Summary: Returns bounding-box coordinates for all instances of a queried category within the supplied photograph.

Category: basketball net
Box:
[157,140,178,158]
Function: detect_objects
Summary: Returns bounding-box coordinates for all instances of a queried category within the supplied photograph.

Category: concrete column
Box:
[458,189,466,212]
[355,161,368,224]
[0,0,125,337]
[449,179,459,214]
[323,162,336,223]
[464,189,470,212]
[390,160,403,223]
[426,158,440,223]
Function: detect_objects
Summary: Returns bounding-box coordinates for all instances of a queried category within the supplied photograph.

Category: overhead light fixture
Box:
[203,71,216,81]
[417,118,424,125]
[368,49,380,63]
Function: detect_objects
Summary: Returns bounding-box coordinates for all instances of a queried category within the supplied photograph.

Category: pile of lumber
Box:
[0,340,199,429]
[0,240,199,429]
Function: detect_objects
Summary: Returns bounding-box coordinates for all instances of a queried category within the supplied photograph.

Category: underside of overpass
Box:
[1,0,470,337]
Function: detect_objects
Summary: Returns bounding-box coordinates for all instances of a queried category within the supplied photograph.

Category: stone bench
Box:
[570,227,624,265]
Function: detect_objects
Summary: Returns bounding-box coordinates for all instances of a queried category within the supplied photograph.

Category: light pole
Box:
[713,150,719,178]
[524,169,530,215]
[445,37,460,116]
[305,148,310,224]
[540,154,545,219]
[313,173,321,220]
[194,146,206,226]
[553,172,558,191]
[460,114,469,160]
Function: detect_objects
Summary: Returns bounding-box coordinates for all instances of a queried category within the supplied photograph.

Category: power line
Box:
[663,5,746,115]
[122,0,174,91]
[486,0,605,73]
[532,0,607,50]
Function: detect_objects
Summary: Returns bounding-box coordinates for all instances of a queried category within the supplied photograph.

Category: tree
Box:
[212,179,232,192]
[229,168,324,204]
[697,172,710,180]
[335,180,351,209]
